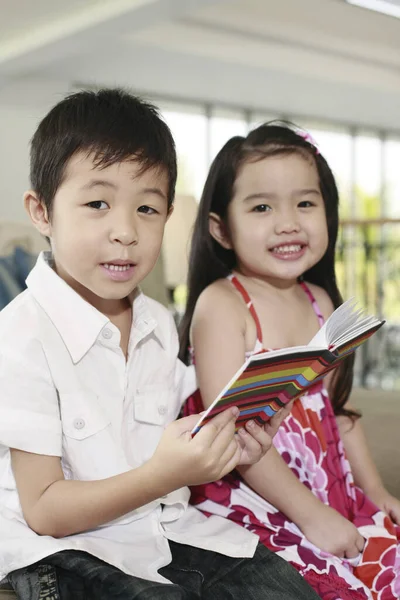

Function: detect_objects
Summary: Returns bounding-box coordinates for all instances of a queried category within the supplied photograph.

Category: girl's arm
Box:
[192,283,364,557]
[238,447,364,558]
[191,283,277,462]
[190,282,248,402]
[337,410,400,523]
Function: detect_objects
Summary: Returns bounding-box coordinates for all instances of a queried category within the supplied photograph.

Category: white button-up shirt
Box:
[0,252,257,584]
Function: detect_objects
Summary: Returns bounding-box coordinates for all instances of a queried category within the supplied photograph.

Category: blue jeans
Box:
[8,542,321,599]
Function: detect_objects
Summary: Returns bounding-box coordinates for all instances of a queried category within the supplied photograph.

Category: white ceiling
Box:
[1,0,400,129]
[0,0,107,43]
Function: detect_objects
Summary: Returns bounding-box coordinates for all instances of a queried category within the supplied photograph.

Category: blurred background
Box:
[0,0,400,392]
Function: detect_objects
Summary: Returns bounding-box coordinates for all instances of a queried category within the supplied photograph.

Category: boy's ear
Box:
[24,191,51,238]
[209,212,232,250]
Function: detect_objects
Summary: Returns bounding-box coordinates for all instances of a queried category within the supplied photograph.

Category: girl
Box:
[179,124,400,600]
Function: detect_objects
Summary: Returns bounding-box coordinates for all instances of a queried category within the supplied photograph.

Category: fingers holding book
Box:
[151,407,242,490]
[264,400,294,438]
[236,420,273,465]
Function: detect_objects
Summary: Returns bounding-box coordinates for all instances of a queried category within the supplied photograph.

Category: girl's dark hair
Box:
[179,122,356,419]
[30,88,177,215]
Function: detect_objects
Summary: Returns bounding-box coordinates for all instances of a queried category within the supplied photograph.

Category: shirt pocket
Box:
[59,391,125,480]
[132,384,180,464]
[61,391,110,440]
[134,384,179,426]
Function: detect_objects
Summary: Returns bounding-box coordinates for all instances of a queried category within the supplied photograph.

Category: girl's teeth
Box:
[104,264,131,271]
[273,245,302,254]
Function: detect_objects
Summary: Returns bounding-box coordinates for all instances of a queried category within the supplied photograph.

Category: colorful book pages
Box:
[334,322,383,358]
[193,349,336,433]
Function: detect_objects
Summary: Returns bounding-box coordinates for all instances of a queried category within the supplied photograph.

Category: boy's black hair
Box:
[30,88,177,214]
[179,122,357,420]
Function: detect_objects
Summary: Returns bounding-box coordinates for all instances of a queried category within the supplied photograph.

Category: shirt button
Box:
[102,328,113,339]
[73,418,85,430]
[158,405,167,416]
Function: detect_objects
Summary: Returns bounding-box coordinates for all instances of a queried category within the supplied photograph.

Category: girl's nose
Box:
[274,215,301,235]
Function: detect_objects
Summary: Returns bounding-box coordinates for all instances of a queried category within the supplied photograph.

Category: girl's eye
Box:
[138,205,158,215]
[252,204,271,213]
[86,200,109,210]
[298,200,314,208]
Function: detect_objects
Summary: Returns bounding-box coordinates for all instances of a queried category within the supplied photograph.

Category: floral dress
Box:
[184,275,400,600]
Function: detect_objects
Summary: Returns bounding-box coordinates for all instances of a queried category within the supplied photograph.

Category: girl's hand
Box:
[236,403,292,465]
[266,401,293,438]
[367,486,400,525]
[301,504,365,558]
[236,420,272,465]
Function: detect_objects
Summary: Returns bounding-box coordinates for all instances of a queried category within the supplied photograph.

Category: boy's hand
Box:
[150,408,241,491]
[301,503,365,558]
[236,402,293,466]
[367,486,400,525]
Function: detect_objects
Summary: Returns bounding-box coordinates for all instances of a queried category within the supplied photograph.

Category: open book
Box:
[192,299,384,435]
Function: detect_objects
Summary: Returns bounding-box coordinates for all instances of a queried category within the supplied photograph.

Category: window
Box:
[381,138,400,323]
[306,126,353,218]
[384,137,400,218]
[209,108,247,161]
[354,133,382,219]
[159,102,208,200]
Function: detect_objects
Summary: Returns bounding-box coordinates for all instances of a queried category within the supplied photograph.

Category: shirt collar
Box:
[26,252,167,363]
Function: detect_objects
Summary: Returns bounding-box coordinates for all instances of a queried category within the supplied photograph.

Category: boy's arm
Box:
[11,450,169,538]
[11,408,241,538]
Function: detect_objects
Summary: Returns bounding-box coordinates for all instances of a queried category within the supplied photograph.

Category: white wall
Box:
[0,105,40,222]
[0,80,70,222]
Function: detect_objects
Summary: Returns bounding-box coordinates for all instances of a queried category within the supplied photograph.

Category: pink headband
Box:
[298,131,320,154]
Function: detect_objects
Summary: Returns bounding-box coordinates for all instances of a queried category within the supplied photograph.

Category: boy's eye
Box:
[252,204,271,213]
[86,200,109,210]
[138,205,158,215]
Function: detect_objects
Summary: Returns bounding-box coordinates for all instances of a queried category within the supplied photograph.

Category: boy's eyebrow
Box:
[81,179,118,191]
[142,187,168,200]
[80,181,167,200]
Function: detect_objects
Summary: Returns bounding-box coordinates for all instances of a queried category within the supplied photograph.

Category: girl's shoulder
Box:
[195,277,246,313]
[303,281,335,320]
[193,277,250,328]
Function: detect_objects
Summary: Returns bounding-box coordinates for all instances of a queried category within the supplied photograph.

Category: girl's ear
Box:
[209,212,232,250]
[24,191,51,238]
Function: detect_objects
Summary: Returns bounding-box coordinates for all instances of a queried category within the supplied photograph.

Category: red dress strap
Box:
[227,274,264,346]
[299,281,325,327]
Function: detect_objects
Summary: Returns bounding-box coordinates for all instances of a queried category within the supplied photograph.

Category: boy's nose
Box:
[111,219,138,246]
[114,230,138,245]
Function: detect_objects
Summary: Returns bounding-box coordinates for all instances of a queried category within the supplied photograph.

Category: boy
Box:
[0,89,320,599]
